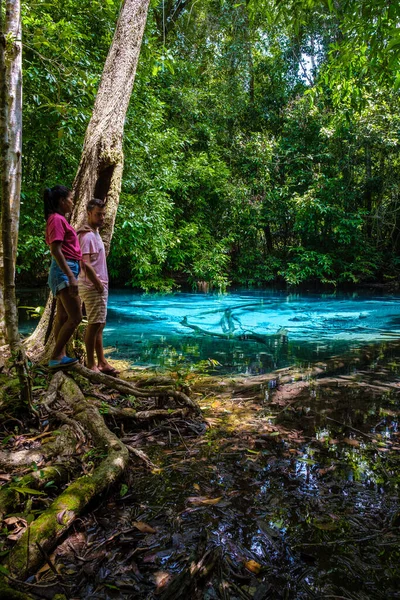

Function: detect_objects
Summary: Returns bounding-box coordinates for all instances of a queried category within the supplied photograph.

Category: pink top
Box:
[45,213,82,261]
[78,230,108,287]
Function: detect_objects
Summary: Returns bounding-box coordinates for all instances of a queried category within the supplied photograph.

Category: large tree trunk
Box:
[0,0,31,403]
[27,0,150,358]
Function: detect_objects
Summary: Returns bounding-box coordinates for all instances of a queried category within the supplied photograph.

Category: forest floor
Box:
[1,341,400,599]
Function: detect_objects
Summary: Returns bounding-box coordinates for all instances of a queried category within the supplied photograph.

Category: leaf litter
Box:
[19,342,400,599]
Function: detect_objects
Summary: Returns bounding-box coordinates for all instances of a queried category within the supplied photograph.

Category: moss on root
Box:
[0,578,35,600]
[7,372,129,580]
[0,376,27,415]
[0,466,68,520]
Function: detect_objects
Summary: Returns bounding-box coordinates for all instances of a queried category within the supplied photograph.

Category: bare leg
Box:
[96,324,119,373]
[85,322,102,370]
[51,288,82,361]
[95,323,107,368]
[53,297,68,357]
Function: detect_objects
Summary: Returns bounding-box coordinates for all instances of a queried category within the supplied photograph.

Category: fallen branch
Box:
[325,415,375,440]
[126,445,157,469]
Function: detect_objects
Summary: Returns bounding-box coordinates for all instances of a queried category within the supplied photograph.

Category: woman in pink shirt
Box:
[44,185,103,369]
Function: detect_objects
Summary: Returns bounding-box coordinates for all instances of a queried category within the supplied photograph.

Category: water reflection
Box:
[18,288,400,373]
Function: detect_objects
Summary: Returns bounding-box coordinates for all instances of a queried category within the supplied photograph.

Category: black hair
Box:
[43,185,71,221]
[86,198,106,212]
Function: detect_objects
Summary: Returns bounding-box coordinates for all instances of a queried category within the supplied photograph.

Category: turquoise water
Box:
[19,289,400,373]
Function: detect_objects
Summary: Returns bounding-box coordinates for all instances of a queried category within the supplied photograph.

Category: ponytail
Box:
[43,185,71,221]
[43,188,54,221]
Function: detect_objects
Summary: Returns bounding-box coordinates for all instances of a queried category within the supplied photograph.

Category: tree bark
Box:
[27,0,151,358]
[0,0,32,404]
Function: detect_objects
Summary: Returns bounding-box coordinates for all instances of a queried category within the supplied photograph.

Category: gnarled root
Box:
[72,363,200,413]
[89,400,190,422]
[0,426,77,472]
[0,465,68,521]
[0,578,36,600]
[7,372,129,580]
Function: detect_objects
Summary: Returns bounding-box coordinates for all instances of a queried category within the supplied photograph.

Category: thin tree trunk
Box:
[0,0,32,404]
[27,0,150,358]
[364,143,372,238]
[0,255,5,346]
[153,0,190,42]
[245,0,254,105]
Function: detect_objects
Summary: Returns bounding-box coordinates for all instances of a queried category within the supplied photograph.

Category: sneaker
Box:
[48,356,79,370]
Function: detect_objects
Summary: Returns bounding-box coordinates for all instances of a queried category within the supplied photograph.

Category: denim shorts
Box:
[48,258,80,296]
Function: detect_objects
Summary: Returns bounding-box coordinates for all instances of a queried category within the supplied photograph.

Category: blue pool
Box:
[19,289,400,373]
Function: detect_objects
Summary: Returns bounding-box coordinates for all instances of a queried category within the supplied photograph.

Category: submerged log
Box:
[180,316,283,347]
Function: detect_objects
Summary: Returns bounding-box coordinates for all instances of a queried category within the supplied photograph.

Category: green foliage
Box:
[18,0,400,289]
[9,486,45,496]
[19,0,121,280]
[109,191,175,291]
[98,402,109,415]
[119,483,129,497]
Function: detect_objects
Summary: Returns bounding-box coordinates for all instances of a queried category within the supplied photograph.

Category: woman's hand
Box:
[68,275,79,297]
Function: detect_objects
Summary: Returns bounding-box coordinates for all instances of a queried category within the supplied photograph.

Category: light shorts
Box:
[79,284,108,324]
[48,258,80,297]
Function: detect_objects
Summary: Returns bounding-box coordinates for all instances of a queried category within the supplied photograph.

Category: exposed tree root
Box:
[73,363,200,412]
[90,400,189,422]
[0,428,77,471]
[7,372,129,580]
[0,579,36,600]
[0,449,46,471]
[0,465,68,521]
[1,359,200,586]
[132,375,177,387]
[0,572,68,599]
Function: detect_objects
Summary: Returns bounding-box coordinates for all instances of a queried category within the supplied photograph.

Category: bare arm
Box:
[81,253,104,293]
[50,241,79,297]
